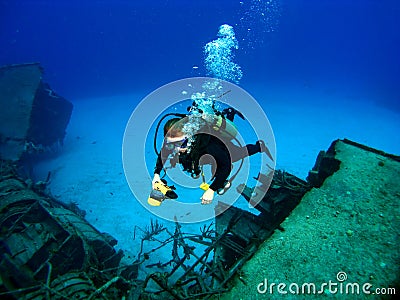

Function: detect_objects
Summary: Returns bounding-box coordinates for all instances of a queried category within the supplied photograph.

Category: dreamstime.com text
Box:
[257,272,396,296]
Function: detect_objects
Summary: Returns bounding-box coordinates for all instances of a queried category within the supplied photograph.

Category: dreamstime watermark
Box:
[122,77,276,223]
[257,272,396,296]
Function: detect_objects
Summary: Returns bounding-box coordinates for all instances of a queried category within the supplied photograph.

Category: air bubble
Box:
[237,0,281,50]
[204,24,243,84]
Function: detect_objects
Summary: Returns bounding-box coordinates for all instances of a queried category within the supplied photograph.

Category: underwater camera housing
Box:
[147,179,178,206]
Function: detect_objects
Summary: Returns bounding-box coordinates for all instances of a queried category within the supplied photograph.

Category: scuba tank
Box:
[212,114,238,141]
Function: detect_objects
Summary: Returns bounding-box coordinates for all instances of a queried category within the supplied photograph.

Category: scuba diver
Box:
[149,105,274,206]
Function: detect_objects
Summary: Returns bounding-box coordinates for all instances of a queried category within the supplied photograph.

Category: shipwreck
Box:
[1,63,399,299]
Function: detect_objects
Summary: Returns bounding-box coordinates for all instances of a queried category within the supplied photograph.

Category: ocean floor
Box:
[32,84,400,284]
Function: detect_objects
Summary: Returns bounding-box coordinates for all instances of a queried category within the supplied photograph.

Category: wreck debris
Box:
[4,138,390,298]
[127,167,311,299]
[0,160,130,299]
[0,63,73,161]
[306,141,341,187]
[307,138,400,188]
[0,158,310,299]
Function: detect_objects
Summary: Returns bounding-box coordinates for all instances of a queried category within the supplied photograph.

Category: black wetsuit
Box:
[154,135,262,191]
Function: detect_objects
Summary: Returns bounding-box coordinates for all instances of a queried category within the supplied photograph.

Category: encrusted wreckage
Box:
[2,63,398,299]
[2,138,398,299]
[0,62,312,299]
[0,161,128,299]
[132,170,311,299]
[0,63,73,161]
[0,158,311,299]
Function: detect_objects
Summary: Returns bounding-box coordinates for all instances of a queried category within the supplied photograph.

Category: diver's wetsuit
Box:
[154,135,262,191]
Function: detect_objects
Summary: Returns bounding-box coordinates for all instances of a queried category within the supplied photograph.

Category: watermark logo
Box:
[257,272,396,296]
[122,77,276,223]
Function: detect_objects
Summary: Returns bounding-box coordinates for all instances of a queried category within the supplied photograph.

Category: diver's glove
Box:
[201,188,215,205]
[152,173,161,190]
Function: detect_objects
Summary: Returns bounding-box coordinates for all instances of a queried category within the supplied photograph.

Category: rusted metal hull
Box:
[0,63,73,161]
[0,162,125,299]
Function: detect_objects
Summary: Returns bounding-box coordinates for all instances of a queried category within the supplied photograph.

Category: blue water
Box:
[1,0,399,106]
[2,0,400,291]
[2,0,400,220]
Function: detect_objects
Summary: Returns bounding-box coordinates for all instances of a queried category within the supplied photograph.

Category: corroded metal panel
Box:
[0,63,42,160]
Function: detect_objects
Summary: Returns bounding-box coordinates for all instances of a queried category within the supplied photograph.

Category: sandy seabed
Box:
[33,84,400,285]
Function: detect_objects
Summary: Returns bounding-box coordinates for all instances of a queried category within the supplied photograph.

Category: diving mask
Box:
[164,138,188,151]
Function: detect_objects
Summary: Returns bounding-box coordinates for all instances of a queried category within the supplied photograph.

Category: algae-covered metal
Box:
[0,63,73,161]
[0,161,126,299]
